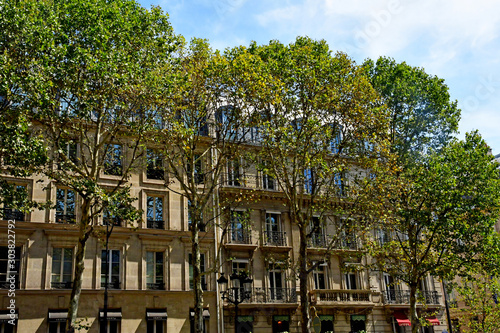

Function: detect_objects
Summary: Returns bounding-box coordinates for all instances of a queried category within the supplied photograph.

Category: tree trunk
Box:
[409,282,420,333]
[299,226,310,333]
[66,200,91,333]
[191,213,204,333]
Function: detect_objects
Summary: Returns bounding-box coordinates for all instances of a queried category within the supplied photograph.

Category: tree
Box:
[247,37,391,333]
[364,57,460,164]
[0,0,182,331]
[154,39,266,333]
[452,233,500,333]
[366,131,500,333]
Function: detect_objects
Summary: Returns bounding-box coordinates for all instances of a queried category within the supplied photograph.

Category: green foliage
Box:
[364,57,460,164]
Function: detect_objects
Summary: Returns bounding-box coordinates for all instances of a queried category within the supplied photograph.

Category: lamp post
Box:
[217,272,253,333]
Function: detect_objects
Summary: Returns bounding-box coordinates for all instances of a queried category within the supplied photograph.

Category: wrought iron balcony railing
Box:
[147,220,164,229]
[383,290,440,305]
[101,281,121,290]
[309,234,327,248]
[0,209,24,221]
[56,214,76,224]
[221,287,297,304]
[264,231,287,247]
[310,289,373,303]
[147,282,165,290]
[51,281,73,289]
[229,229,252,245]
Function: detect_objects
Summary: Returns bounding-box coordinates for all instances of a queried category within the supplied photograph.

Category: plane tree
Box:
[247,37,392,333]
[0,0,182,331]
[153,39,270,333]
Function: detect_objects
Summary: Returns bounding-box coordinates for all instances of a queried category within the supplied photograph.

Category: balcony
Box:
[147,220,164,230]
[310,289,374,305]
[101,281,121,290]
[221,173,256,189]
[264,231,287,247]
[222,288,297,305]
[56,214,76,224]
[383,290,441,305]
[103,217,121,227]
[147,282,165,290]
[0,208,24,221]
[339,236,360,250]
[228,229,252,245]
[309,233,327,248]
[51,281,73,289]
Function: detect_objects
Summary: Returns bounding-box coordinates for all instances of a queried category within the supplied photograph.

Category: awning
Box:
[0,312,17,323]
[351,315,366,322]
[394,311,411,327]
[99,309,122,321]
[319,315,334,322]
[147,309,167,321]
[48,311,68,322]
[426,316,440,326]
[273,315,290,322]
[190,309,210,319]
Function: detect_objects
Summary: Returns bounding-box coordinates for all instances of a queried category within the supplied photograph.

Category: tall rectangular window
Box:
[226,159,241,186]
[101,250,120,289]
[104,144,122,176]
[313,265,326,290]
[189,253,206,290]
[230,211,249,244]
[268,264,284,301]
[56,188,75,224]
[304,168,315,194]
[147,196,164,229]
[265,213,284,246]
[146,149,163,180]
[146,251,164,290]
[262,173,275,190]
[344,273,358,290]
[0,246,20,289]
[1,185,26,221]
[58,140,77,168]
[51,248,73,289]
[187,154,204,185]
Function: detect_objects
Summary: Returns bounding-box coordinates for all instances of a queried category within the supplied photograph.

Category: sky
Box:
[139,0,500,155]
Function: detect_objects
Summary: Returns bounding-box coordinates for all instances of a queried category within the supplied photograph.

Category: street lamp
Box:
[217,272,253,333]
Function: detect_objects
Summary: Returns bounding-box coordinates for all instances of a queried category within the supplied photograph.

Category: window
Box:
[146,251,164,290]
[187,154,204,185]
[58,140,77,168]
[232,261,248,275]
[147,196,164,229]
[189,309,209,333]
[265,213,284,246]
[0,322,15,333]
[230,210,249,244]
[226,159,241,186]
[330,123,342,154]
[313,264,327,290]
[100,321,120,333]
[56,188,75,224]
[262,173,275,190]
[310,216,326,247]
[304,168,316,194]
[101,250,120,289]
[103,199,122,227]
[146,149,163,180]
[350,315,366,333]
[51,248,73,289]
[344,272,358,290]
[147,320,164,333]
[104,144,122,176]
[268,264,284,301]
[187,200,205,232]
[1,185,26,221]
[49,322,65,333]
[0,246,20,289]
[334,172,348,196]
[189,253,206,290]
[384,274,397,303]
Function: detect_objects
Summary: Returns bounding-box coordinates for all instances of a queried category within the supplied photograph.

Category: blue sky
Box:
[139,0,500,155]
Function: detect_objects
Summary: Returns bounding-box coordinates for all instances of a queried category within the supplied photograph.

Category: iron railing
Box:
[229,229,252,245]
[147,220,164,229]
[56,214,76,224]
[311,289,372,303]
[383,290,440,305]
[0,209,24,221]
[147,282,165,290]
[222,287,297,304]
[51,281,73,289]
[264,231,287,246]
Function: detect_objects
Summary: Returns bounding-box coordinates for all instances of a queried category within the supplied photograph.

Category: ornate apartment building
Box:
[0,137,449,333]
